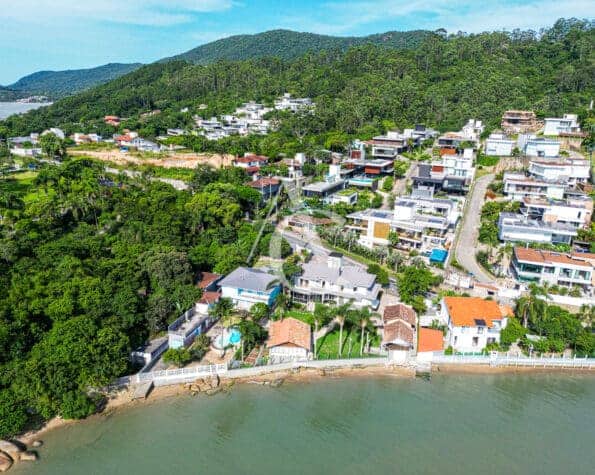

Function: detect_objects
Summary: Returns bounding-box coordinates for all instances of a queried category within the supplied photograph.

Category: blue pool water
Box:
[229,328,241,344]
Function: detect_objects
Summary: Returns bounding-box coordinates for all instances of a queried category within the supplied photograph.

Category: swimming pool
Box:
[213,328,241,349]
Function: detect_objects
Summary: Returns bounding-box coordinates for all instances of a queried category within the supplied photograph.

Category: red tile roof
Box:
[440,148,457,156]
[199,291,220,304]
[418,328,444,353]
[197,272,222,289]
[383,304,416,327]
[514,247,592,268]
[382,320,414,348]
[247,178,280,188]
[235,154,268,164]
[267,317,311,351]
[443,297,512,328]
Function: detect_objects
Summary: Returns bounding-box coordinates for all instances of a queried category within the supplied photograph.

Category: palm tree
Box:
[579,304,595,328]
[272,292,289,320]
[516,283,546,328]
[312,303,331,359]
[334,302,352,357]
[209,297,233,325]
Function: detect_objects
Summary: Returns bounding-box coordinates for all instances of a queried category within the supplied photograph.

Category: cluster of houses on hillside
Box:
[192,93,314,140]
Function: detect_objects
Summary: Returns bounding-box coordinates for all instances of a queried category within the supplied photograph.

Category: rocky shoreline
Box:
[0,439,41,472]
[8,363,593,471]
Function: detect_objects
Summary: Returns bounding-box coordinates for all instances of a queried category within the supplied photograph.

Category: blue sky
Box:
[0,0,592,84]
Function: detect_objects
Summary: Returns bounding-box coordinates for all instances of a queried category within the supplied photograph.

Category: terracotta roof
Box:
[418,328,444,353]
[514,247,592,268]
[245,166,260,174]
[383,304,416,326]
[247,178,280,188]
[382,320,414,348]
[235,154,268,164]
[267,317,311,351]
[440,148,457,156]
[197,272,222,289]
[431,165,445,172]
[443,297,511,328]
[199,291,220,304]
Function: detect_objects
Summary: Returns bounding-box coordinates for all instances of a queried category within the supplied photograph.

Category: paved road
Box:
[453,173,495,283]
[281,229,362,267]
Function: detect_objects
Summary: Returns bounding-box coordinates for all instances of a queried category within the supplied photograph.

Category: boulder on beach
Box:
[0,452,12,473]
[19,451,38,462]
[31,440,43,448]
[0,441,22,459]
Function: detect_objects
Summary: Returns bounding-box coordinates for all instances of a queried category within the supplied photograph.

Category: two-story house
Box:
[511,247,594,292]
[218,267,282,310]
[441,297,513,353]
[291,253,381,309]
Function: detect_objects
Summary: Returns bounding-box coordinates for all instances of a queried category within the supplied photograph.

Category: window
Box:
[477,327,484,334]
[472,337,479,347]
[454,336,458,345]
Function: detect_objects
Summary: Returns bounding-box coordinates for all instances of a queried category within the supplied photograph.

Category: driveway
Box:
[452,173,495,283]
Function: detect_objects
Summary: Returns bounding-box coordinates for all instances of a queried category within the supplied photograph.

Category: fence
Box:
[432,354,595,369]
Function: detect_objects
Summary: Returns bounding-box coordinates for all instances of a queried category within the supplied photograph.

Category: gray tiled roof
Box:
[300,257,376,288]
[218,267,280,292]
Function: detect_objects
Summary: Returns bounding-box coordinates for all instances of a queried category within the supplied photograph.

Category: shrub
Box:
[445,346,454,355]
[162,347,193,367]
[500,318,525,346]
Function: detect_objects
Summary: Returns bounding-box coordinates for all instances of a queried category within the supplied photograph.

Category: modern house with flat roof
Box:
[412,148,475,193]
[503,173,566,200]
[520,196,592,229]
[346,195,459,251]
[325,188,358,206]
[511,247,594,291]
[543,114,581,136]
[501,110,540,134]
[291,253,381,309]
[441,297,513,353]
[528,157,590,185]
[366,131,411,159]
[484,132,515,156]
[519,135,560,158]
[497,212,577,245]
[219,267,282,310]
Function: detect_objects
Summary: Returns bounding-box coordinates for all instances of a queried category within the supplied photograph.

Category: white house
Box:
[267,317,312,364]
[41,127,65,140]
[503,173,566,200]
[518,135,560,158]
[274,93,313,112]
[441,297,513,353]
[511,247,594,292]
[417,327,444,362]
[498,212,577,245]
[485,132,515,156]
[520,196,592,229]
[528,158,591,185]
[218,267,281,310]
[543,114,581,136]
[291,253,381,309]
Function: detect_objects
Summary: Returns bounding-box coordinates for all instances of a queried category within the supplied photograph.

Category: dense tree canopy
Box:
[0,158,278,437]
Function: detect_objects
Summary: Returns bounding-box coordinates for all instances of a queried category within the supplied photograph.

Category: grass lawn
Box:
[285,309,314,325]
[0,170,38,198]
[316,326,380,359]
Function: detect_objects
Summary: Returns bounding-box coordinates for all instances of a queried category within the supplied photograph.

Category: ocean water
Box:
[0,102,50,119]
[14,374,595,475]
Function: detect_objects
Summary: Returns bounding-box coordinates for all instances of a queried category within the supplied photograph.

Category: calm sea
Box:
[0,102,50,120]
[13,374,595,475]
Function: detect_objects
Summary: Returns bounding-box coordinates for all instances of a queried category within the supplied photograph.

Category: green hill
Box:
[165,29,431,64]
[6,63,143,99]
[0,86,26,101]
[2,19,593,143]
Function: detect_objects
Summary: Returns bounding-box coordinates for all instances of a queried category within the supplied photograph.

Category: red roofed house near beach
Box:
[381,304,417,362]
[267,317,312,364]
[440,297,513,353]
[417,328,444,362]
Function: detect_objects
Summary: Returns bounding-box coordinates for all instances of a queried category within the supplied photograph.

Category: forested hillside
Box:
[6,63,143,100]
[165,28,431,63]
[3,19,593,148]
[0,160,284,437]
